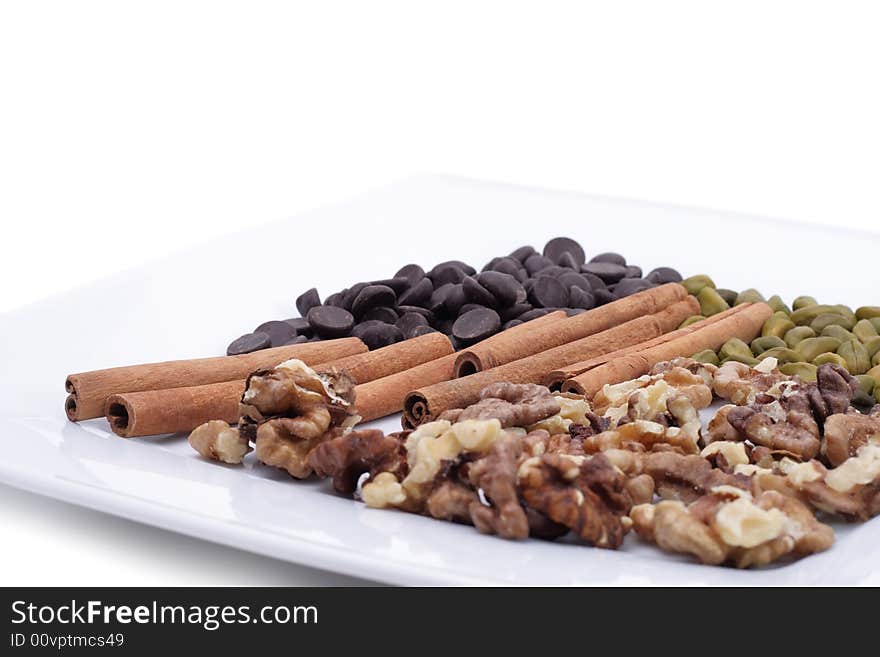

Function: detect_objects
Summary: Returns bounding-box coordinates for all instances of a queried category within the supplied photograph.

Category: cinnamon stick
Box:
[352,352,459,422]
[402,297,699,428]
[349,314,586,422]
[105,332,454,437]
[543,304,747,389]
[66,338,367,422]
[452,283,688,377]
[561,302,773,398]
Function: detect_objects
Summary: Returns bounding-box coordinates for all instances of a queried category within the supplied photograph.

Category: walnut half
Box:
[188,420,251,464]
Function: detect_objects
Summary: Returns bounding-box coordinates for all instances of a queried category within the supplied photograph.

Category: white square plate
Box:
[2,176,879,585]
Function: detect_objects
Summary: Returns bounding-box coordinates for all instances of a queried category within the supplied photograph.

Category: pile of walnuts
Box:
[188,355,880,569]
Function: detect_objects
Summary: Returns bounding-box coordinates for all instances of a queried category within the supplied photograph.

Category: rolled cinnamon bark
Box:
[66,338,367,422]
[543,304,746,389]
[561,302,773,398]
[352,352,459,422]
[105,332,454,437]
[402,297,699,428]
[452,283,688,377]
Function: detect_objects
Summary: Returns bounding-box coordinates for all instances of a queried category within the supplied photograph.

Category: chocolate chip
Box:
[397,305,435,324]
[295,288,321,317]
[502,319,524,330]
[340,283,367,310]
[543,237,586,266]
[254,320,297,347]
[582,262,628,285]
[407,324,437,339]
[518,308,552,321]
[624,265,643,279]
[351,320,403,350]
[487,257,523,278]
[432,260,476,275]
[351,285,397,318]
[428,283,455,314]
[590,252,627,266]
[569,286,595,310]
[435,317,454,335]
[509,245,537,263]
[394,263,426,287]
[580,271,608,291]
[500,303,533,321]
[361,306,399,324]
[563,308,586,316]
[593,288,615,306]
[370,278,410,295]
[281,335,310,346]
[283,317,312,336]
[396,312,428,336]
[462,276,497,307]
[613,278,655,299]
[536,265,571,278]
[397,277,433,306]
[645,267,683,284]
[307,305,355,338]
[559,271,591,291]
[458,303,484,316]
[528,276,569,308]
[442,284,468,316]
[428,264,467,286]
[524,254,555,275]
[227,332,271,356]
[324,292,346,308]
[475,271,522,307]
[452,307,501,343]
[556,252,580,270]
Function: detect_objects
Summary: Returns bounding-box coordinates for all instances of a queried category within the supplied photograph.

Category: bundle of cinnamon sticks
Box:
[64,282,771,438]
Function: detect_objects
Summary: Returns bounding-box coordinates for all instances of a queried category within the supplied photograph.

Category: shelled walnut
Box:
[777,445,880,520]
[518,453,633,548]
[579,419,701,455]
[188,420,251,464]
[630,486,833,567]
[822,412,880,467]
[437,382,561,428]
[713,359,791,405]
[239,359,358,479]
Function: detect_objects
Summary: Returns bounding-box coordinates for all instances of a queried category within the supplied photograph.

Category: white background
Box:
[1,1,878,585]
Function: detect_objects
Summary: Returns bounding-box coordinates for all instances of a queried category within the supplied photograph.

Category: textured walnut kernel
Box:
[776,448,880,520]
[711,497,786,548]
[639,452,750,502]
[651,357,718,387]
[825,444,880,493]
[307,429,407,494]
[518,453,633,548]
[528,395,593,434]
[727,404,821,460]
[241,359,357,479]
[188,420,251,464]
[581,419,701,455]
[713,360,790,405]
[822,413,880,467]
[704,404,743,444]
[440,382,561,428]
[467,432,529,539]
[361,472,406,508]
[630,489,833,567]
[807,364,860,424]
[593,376,652,412]
[701,441,750,471]
[425,481,479,523]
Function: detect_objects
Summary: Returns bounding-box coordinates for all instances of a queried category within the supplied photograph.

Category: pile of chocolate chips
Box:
[226,237,683,354]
